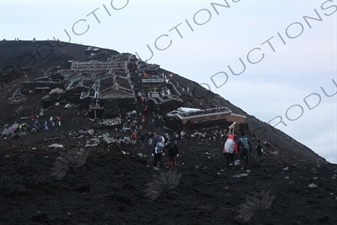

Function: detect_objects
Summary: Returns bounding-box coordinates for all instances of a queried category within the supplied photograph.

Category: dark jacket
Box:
[165,142,179,156]
[256,143,263,153]
[153,134,160,143]
[237,135,252,153]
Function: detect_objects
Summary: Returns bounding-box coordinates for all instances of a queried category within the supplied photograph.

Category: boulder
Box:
[48,144,64,149]
[308,183,318,188]
[233,173,248,178]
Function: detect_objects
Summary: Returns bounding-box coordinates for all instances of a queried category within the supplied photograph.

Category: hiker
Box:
[152,132,161,151]
[18,124,23,134]
[174,132,180,145]
[9,125,15,133]
[34,117,39,128]
[165,138,179,169]
[57,116,62,126]
[122,122,130,132]
[147,132,153,146]
[19,123,25,133]
[152,137,164,169]
[160,135,165,146]
[144,105,149,114]
[140,132,146,148]
[121,122,127,132]
[130,122,136,132]
[180,130,185,140]
[223,134,238,169]
[237,133,252,170]
[255,139,264,163]
[152,132,160,144]
[130,132,137,140]
[151,132,160,152]
[164,133,169,144]
[50,116,55,126]
[44,120,49,131]
[141,115,145,125]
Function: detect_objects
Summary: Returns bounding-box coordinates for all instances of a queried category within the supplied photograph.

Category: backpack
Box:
[224,139,234,154]
[240,137,249,150]
[155,142,163,153]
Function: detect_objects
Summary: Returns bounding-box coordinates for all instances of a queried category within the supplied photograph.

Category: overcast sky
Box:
[1,0,336,163]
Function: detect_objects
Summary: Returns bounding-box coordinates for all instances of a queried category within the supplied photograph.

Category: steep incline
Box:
[0,40,327,164]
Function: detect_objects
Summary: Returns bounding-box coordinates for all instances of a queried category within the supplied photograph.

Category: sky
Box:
[0,0,336,163]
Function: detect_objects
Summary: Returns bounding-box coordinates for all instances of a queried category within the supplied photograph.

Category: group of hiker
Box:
[49,115,62,127]
[223,132,264,170]
[143,128,266,171]
[148,131,180,170]
[6,113,63,135]
[29,114,62,132]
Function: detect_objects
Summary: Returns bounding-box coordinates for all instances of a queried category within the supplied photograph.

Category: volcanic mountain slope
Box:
[0,40,327,164]
[0,40,336,225]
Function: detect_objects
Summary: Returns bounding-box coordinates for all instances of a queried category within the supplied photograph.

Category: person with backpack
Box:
[223,134,237,169]
[237,132,252,170]
[148,131,154,146]
[57,116,62,126]
[141,115,146,125]
[152,132,160,143]
[255,139,264,163]
[160,135,165,146]
[50,116,54,126]
[152,137,164,169]
[165,138,179,169]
